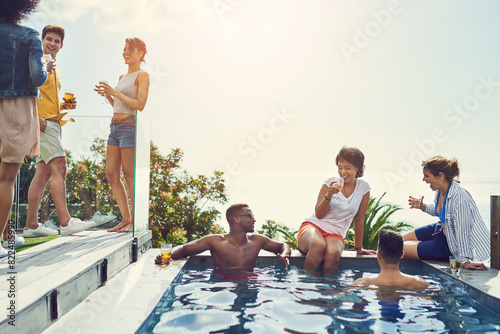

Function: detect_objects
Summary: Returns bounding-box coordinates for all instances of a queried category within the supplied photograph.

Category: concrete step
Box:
[0,230,152,334]
[41,249,186,334]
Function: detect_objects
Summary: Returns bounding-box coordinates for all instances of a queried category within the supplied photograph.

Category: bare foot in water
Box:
[117,223,133,233]
[107,220,132,232]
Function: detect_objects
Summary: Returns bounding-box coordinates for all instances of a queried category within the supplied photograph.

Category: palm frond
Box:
[346,192,414,250]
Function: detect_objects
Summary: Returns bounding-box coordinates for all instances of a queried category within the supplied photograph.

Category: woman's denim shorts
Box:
[107,118,135,148]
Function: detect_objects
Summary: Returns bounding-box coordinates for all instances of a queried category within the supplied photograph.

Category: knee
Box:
[308,239,326,257]
[323,251,341,267]
[122,170,134,183]
[50,160,67,180]
[106,171,119,184]
[402,230,415,241]
[34,168,52,183]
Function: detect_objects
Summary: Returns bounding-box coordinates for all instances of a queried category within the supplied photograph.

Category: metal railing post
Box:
[491,195,500,270]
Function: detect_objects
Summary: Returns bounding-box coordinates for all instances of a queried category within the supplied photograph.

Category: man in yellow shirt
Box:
[23,25,95,237]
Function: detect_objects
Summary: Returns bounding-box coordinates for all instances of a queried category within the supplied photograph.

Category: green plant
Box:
[258,220,278,239]
[276,224,298,250]
[345,192,413,250]
[148,144,228,247]
[259,219,298,250]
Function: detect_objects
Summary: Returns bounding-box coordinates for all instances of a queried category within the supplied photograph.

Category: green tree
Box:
[345,192,413,250]
[65,139,115,220]
[148,143,228,247]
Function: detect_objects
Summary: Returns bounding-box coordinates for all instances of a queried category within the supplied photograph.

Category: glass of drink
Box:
[42,54,52,71]
[449,255,462,275]
[160,243,172,264]
[334,177,344,200]
[99,80,108,103]
[64,89,75,109]
[409,194,422,209]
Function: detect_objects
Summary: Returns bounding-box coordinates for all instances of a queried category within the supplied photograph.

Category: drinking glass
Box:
[160,243,172,264]
[42,54,52,71]
[449,255,462,275]
[334,177,344,200]
[409,194,422,209]
[99,80,108,103]
[64,89,75,109]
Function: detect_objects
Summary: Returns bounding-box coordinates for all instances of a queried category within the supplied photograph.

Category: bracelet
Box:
[324,195,332,201]
[354,246,362,251]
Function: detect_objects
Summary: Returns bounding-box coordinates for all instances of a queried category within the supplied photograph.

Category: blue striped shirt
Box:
[424,182,490,262]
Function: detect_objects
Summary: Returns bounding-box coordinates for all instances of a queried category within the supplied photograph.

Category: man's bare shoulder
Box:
[403,275,429,289]
[353,274,428,290]
[201,233,226,243]
[352,276,378,287]
[248,233,271,241]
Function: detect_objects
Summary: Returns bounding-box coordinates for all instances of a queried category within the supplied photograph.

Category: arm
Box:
[448,193,488,270]
[315,182,338,219]
[423,195,437,216]
[353,192,376,255]
[260,236,291,269]
[104,71,150,111]
[171,235,216,260]
[28,30,47,88]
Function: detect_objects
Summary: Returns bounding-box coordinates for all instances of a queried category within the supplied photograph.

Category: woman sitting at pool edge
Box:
[297,146,376,270]
[403,156,489,270]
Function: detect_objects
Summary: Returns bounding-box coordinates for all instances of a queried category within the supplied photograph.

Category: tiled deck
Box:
[37,249,500,334]
[0,230,152,334]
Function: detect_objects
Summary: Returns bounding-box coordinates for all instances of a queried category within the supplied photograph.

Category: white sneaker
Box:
[0,246,8,259]
[92,211,117,226]
[23,223,59,237]
[3,235,25,249]
[43,220,60,231]
[60,218,96,236]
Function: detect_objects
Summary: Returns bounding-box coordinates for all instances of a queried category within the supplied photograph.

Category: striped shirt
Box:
[424,182,490,262]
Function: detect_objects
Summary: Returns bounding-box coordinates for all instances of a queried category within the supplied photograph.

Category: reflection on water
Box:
[139,265,500,333]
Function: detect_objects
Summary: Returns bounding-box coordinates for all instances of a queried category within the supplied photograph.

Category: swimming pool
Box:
[136,257,500,333]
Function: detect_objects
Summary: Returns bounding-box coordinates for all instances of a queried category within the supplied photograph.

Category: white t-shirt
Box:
[305,178,371,238]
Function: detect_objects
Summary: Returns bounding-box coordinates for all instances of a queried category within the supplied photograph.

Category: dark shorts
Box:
[415,222,452,261]
[107,118,135,148]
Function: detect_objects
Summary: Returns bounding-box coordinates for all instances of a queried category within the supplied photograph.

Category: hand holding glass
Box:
[160,243,172,264]
[99,81,108,103]
[63,89,76,110]
[409,195,422,209]
[42,54,52,72]
[334,177,344,200]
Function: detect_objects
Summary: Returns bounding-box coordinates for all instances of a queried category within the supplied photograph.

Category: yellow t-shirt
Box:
[36,66,74,126]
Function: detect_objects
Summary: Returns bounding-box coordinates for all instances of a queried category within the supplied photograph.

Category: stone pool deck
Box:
[37,248,500,334]
[0,230,152,334]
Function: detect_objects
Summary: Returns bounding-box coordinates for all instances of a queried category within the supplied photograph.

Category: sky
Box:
[26,0,500,232]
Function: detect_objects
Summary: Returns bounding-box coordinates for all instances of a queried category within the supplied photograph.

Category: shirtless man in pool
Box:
[155,203,291,270]
[352,229,428,289]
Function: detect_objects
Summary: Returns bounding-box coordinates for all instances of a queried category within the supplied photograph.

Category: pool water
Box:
[137,258,500,333]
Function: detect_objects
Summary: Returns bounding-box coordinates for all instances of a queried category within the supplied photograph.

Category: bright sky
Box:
[27,0,500,231]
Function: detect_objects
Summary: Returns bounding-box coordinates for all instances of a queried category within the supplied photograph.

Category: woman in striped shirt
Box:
[403,156,490,270]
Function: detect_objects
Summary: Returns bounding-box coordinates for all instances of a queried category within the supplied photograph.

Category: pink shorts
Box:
[296,221,345,255]
[0,97,39,163]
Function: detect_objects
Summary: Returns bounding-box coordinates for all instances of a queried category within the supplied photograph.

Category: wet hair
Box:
[335,146,365,178]
[125,37,147,62]
[378,229,403,264]
[226,203,249,223]
[423,155,459,183]
[42,25,65,43]
[0,0,41,22]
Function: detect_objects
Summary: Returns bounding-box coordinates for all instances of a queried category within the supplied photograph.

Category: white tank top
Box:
[113,70,141,115]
